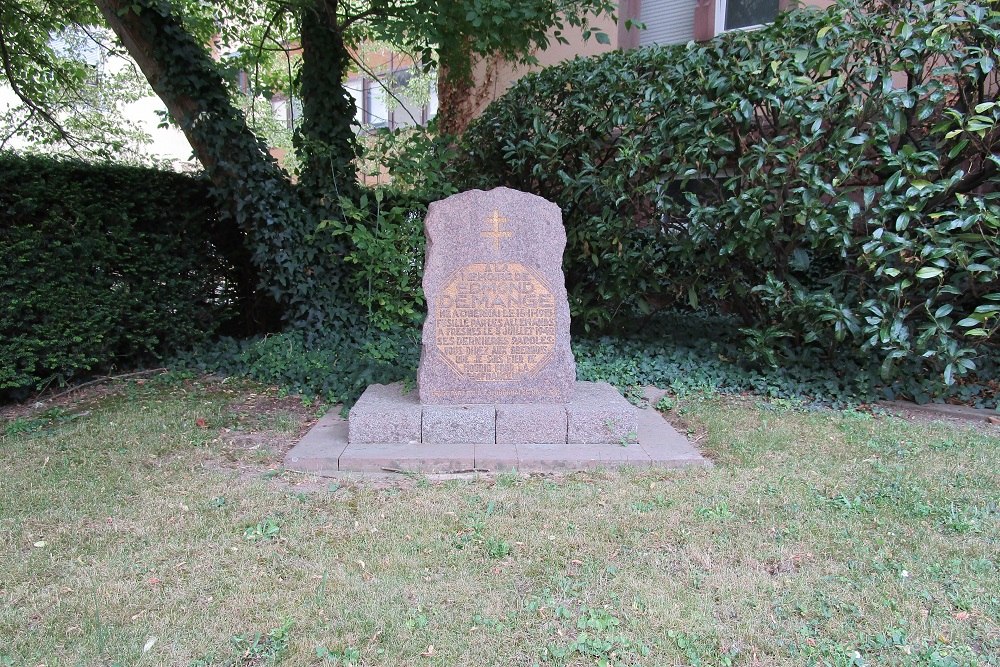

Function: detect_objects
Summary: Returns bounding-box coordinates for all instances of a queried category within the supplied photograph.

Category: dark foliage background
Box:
[0,153,262,397]
[458,0,1000,404]
[5,0,1000,409]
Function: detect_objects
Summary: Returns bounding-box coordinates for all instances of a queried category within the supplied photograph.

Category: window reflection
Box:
[725,0,779,30]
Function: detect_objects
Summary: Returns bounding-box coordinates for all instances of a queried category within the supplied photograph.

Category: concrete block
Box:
[496,404,568,444]
[516,442,650,471]
[422,404,495,444]
[474,443,519,472]
[284,411,347,475]
[636,407,710,468]
[567,381,638,444]
[348,382,421,444]
[339,443,474,473]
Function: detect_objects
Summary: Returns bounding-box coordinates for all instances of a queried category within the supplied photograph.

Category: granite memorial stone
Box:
[295,186,701,470]
[347,187,638,451]
[417,187,576,404]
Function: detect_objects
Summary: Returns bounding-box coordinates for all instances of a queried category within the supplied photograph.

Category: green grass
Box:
[1,379,997,666]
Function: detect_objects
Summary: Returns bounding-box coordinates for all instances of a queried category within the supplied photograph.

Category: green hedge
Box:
[459,0,1000,401]
[0,153,249,397]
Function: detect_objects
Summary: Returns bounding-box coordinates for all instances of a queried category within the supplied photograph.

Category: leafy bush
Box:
[317,129,461,334]
[0,152,248,396]
[460,0,1000,401]
[180,329,419,407]
[182,309,1000,409]
[575,312,999,408]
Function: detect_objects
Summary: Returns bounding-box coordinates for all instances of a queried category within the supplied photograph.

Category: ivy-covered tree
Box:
[2,0,614,333]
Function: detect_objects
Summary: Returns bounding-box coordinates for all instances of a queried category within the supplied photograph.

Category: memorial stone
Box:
[347,187,638,451]
[294,187,702,471]
[417,188,576,404]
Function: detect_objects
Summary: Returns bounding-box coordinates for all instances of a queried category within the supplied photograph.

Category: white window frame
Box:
[713,0,778,36]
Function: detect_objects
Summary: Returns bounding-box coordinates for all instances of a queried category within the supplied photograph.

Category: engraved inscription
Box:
[434,262,556,381]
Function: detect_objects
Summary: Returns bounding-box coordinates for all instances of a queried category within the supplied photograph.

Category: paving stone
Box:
[422,404,495,444]
[516,442,650,472]
[474,443,519,472]
[348,382,422,444]
[418,188,576,404]
[284,411,348,474]
[566,381,638,444]
[496,403,568,444]
[339,443,475,473]
[636,407,710,468]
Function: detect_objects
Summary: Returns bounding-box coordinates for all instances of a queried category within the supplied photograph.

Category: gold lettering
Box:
[433,262,557,382]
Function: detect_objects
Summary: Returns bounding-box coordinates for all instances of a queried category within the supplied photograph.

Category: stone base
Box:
[286,394,708,475]
[349,381,638,445]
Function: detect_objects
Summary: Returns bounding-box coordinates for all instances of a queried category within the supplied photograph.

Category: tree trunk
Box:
[295,0,360,212]
[93,0,350,332]
[436,52,503,137]
[93,0,287,197]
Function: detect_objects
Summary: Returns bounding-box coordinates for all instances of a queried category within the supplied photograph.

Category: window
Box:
[715,0,779,32]
[343,70,437,133]
[270,96,302,130]
[366,80,389,129]
[636,0,785,45]
[345,79,365,127]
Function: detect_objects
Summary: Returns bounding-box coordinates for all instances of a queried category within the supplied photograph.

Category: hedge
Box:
[0,152,253,397]
[459,0,1000,402]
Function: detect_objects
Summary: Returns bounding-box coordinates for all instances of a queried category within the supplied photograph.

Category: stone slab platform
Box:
[349,381,639,445]
[285,399,708,475]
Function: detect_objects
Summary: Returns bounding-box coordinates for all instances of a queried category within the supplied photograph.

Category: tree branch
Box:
[346,50,420,128]
[0,23,83,156]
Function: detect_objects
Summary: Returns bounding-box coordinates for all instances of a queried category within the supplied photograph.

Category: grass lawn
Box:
[1,376,997,666]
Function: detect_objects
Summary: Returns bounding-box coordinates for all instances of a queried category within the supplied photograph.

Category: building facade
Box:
[468,0,832,119]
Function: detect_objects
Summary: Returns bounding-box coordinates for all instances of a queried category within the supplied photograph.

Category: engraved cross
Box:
[480,209,513,251]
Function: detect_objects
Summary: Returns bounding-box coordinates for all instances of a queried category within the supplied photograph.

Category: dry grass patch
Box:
[1,378,997,666]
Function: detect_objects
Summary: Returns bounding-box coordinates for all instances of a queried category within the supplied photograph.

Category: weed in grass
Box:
[244,517,281,541]
[3,407,80,436]
[695,502,733,521]
[544,607,650,665]
[940,503,982,534]
[406,610,429,630]
[314,570,328,607]
[668,630,737,667]
[315,645,360,665]
[483,536,512,559]
[822,492,870,514]
[196,619,293,666]
[4,416,43,437]
[630,495,672,513]
[471,613,512,633]
[495,471,520,488]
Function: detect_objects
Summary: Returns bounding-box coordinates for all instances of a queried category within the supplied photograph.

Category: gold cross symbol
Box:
[480,209,513,251]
